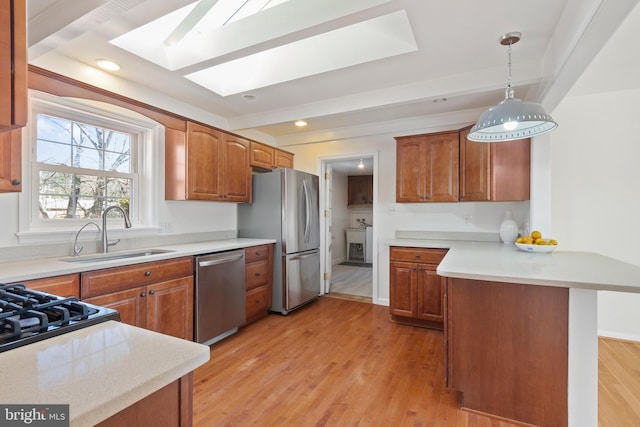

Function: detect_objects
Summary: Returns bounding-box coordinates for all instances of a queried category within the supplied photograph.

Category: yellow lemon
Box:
[516,237,523,243]
[549,239,558,245]
[531,230,542,240]
[536,240,549,246]
[522,236,534,244]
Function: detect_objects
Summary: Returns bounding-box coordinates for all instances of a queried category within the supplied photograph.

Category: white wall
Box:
[552,87,640,340]
[549,1,640,340]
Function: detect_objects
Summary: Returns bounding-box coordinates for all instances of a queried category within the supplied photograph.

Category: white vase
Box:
[499,211,518,243]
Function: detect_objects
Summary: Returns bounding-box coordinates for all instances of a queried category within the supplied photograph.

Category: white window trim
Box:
[17,91,163,244]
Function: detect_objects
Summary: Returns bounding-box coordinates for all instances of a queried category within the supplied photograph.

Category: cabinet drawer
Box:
[245,244,271,262]
[245,286,270,320]
[246,258,270,291]
[81,257,193,298]
[389,247,447,264]
[16,274,80,298]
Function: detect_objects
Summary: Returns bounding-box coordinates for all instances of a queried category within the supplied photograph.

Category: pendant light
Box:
[467,32,557,142]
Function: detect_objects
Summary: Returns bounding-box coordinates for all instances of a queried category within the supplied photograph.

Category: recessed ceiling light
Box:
[294,120,307,127]
[432,98,447,103]
[242,94,256,101]
[96,59,120,71]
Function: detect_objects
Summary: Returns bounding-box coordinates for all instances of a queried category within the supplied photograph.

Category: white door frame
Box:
[318,152,379,304]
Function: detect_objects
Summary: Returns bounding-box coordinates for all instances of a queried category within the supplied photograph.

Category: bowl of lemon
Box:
[515,230,558,253]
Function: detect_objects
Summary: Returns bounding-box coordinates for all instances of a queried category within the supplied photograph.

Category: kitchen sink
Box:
[61,249,175,263]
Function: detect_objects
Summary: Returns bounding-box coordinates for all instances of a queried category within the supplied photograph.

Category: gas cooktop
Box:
[0,283,120,353]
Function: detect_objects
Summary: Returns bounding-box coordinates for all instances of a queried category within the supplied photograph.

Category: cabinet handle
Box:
[415,254,421,258]
[149,289,155,295]
[255,299,261,304]
[11,179,21,186]
[145,271,151,277]
[418,267,423,271]
[140,291,146,297]
[256,251,262,256]
[255,272,261,277]
[412,267,417,271]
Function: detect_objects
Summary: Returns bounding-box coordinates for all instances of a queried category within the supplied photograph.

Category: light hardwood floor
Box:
[193,297,518,426]
[193,297,639,426]
[599,337,640,426]
[329,264,372,298]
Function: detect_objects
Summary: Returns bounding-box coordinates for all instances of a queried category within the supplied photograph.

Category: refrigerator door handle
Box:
[288,249,320,261]
[302,179,311,243]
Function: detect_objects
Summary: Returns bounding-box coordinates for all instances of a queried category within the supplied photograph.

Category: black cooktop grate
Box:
[0,283,120,352]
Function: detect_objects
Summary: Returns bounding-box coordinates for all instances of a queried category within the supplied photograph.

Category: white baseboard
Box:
[598,330,640,342]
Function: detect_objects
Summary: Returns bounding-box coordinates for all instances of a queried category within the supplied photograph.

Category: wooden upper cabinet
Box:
[222,133,252,202]
[186,122,223,200]
[250,141,275,170]
[395,131,459,202]
[0,128,22,192]
[0,0,27,131]
[348,175,373,207]
[165,122,251,202]
[274,149,294,168]
[459,125,530,201]
[250,140,294,170]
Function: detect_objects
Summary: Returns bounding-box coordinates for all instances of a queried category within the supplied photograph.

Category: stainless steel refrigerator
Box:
[238,168,321,314]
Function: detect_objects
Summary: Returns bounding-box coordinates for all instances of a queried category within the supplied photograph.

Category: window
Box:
[35,113,136,220]
[19,91,160,242]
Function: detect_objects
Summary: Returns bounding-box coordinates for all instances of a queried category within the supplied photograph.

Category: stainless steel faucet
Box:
[102,205,132,253]
[73,221,101,256]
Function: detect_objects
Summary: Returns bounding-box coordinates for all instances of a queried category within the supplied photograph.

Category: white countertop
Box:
[388,239,640,293]
[0,238,275,283]
[0,321,210,426]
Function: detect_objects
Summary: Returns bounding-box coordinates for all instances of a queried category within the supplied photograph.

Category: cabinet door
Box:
[222,134,251,202]
[84,287,146,328]
[0,128,22,192]
[491,138,530,201]
[417,263,444,322]
[0,0,27,131]
[459,125,491,201]
[389,261,416,317]
[186,122,223,200]
[424,132,459,202]
[347,175,372,206]
[274,149,294,168]
[250,141,275,170]
[146,276,194,340]
[395,136,425,202]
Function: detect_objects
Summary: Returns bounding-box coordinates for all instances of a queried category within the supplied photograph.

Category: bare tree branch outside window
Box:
[36,114,134,220]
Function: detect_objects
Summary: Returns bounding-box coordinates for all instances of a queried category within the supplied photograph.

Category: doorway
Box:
[319,154,377,303]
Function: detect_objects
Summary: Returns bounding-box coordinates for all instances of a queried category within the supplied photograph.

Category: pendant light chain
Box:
[507,40,512,90]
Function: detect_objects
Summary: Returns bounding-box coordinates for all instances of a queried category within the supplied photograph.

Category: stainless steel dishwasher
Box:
[195,250,246,345]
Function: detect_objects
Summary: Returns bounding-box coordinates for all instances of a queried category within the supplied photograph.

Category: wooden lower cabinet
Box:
[389,247,447,329]
[13,273,80,298]
[243,244,274,325]
[96,374,193,427]
[445,278,568,426]
[81,257,194,340]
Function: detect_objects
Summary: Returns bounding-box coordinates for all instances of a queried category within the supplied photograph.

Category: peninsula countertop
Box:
[0,320,210,427]
[0,238,275,283]
[387,239,640,293]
